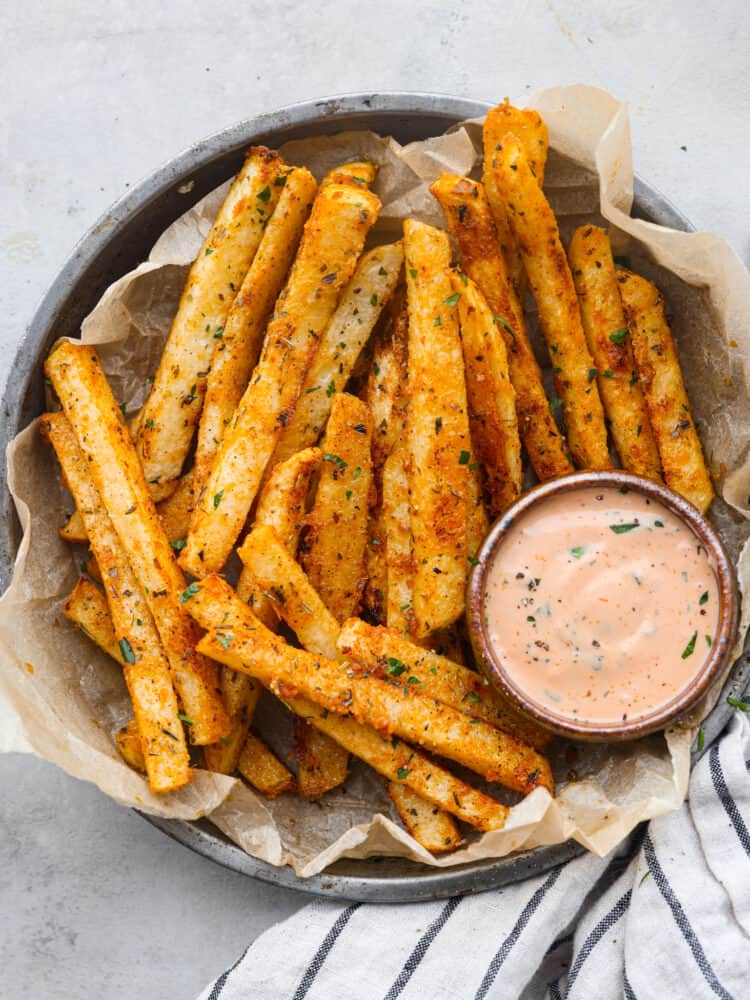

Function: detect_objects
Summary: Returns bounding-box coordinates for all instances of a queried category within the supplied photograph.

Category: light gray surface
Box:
[1,2,748,998]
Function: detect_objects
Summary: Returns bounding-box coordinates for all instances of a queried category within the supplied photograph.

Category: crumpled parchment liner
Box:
[2,85,750,878]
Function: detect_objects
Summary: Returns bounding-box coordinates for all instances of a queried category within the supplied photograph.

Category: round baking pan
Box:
[2,93,748,902]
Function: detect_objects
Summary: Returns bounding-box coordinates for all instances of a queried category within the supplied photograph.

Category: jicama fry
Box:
[382,443,414,634]
[321,161,377,188]
[466,451,490,559]
[429,173,571,482]
[45,343,228,745]
[115,719,146,773]
[403,219,470,637]
[63,576,123,662]
[362,290,409,625]
[137,147,288,488]
[238,733,295,798]
[482,100,549,301]
[192,166,318,491]
[617,268,714,512]
[156,471,196,545]
[301,393,373,622]
[181,182,381,576]
[337,618,552,751]
[43,413,192,792]
[239,523,340,660]
[199,623,552,794]
[294,718,350,799]
[271,241,403,467]
[491,134,610,470]
[180,574,510,827]
[236,446,321,623]
[449,267,522,515]
[60,508,87,543]
[202,678,262,776]
[286,695,507,830]
[568,226,662,480]
[387,782,463,853]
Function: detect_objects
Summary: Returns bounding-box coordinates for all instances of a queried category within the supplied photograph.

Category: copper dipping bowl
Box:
[467,470,739,742]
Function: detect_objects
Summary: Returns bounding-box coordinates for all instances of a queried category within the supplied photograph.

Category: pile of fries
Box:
[42,100,713,855]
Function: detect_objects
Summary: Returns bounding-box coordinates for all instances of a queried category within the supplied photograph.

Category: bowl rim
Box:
[467,471,739,742]
[3,90,749,902]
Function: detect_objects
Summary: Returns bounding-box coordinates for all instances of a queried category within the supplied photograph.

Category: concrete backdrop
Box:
[1,2,748,997]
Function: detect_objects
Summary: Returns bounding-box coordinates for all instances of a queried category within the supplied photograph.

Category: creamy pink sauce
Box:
[484,486,719,724]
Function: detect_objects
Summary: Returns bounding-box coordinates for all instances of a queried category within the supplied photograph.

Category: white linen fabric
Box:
[197,711,750,1000]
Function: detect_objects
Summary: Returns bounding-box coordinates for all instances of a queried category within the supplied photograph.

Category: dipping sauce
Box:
[484,486,719,725]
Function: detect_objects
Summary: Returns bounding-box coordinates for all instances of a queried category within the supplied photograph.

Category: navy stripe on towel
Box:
[710,743,750,857]
[292,904,361,1000]
[383,896,463,999]
[474,865,564,1000]
[643,835,732,1000]
[564,889,630,995]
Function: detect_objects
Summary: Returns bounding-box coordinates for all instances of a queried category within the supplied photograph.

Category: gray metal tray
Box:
[2,93,748,903]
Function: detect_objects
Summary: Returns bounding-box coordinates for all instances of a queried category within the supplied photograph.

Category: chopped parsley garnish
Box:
[257,186,272,203]
[397,766,409,780]
[323,453,347,470]
[213,327,224,339]
[696,728,705,752]
[326,380,336,397]
[610,523,639,534]
[179,583,200,602]
[681,631,697,659]
[728,696,748,711]
[370,293,378,306]
[458,450,471,465]
[177,713,194,725]
[588,368,598,383]
[409,268,417,279]
[170,538,187,551]
[217,633,233,650]
[213,489,224,509]
[549,396,563,411]
[609,328,628,345]
[118,637,136,664]
[444,292,461,307]
[570,546,586,558]
[699,591,709,605]
[387,657,407,676]
[654,520,665,528]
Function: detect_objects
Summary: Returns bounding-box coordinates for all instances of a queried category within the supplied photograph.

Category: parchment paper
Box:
[2,85,750,877]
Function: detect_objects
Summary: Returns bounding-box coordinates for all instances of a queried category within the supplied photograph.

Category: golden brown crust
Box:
[568,227,662,480]
[387,782,464,852]
[403,219,470,637]
[491,135,611,470]
[429,173,572,482]
[181,182,381,576]
[617,268,714,512]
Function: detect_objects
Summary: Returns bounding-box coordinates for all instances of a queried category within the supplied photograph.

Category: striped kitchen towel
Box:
[197,711,750,1000]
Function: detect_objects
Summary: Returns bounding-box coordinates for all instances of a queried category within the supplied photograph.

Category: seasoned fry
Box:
[300,393,373,621]
[136,148,288,487]
[287,696,507,830]
[238,733,295,799]
[482,100,549,301]
[115,719,146,773]
[197,623,553,794]
[239,523,340,660]
[294,718,350,799]
[45,343,228,745]
[60,508,87,543]
[387,782,463,853]
[321,161,377,188]
[403,219,470,637]
[271,242,403,467]
[180,574,510,827]
[181,182,381,576]
[617,268,714,512]
[202,677,262,776]
[382,443,414,634]
[491,135,610,470]
[362,290,409,624]
[466,451,489,559]
[568,226,662,480]
[63,576,123,663]
[448,268,522,515]
[43,413,192,792]
[192,167,318,490]
[156,471,196,545]
[236,446,321,623]
[337,618,552,750]
[429,174,571,482]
